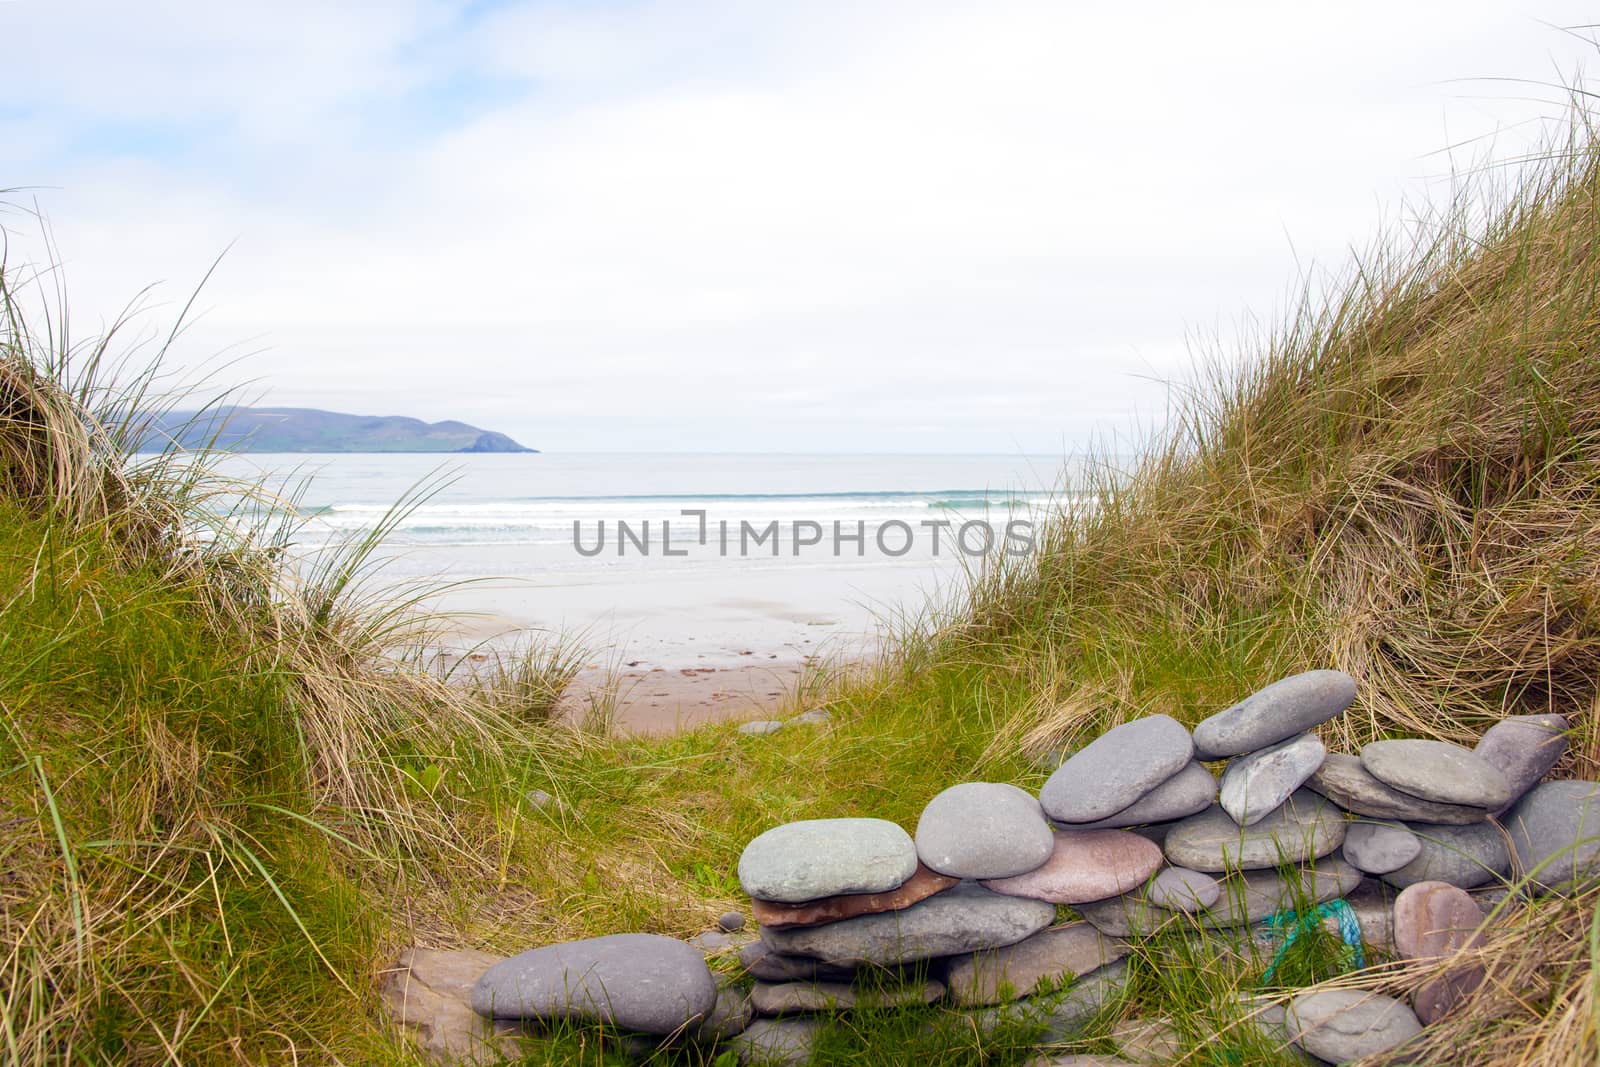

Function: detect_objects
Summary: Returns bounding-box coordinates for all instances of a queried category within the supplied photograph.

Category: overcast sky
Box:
[3,2,1597,453]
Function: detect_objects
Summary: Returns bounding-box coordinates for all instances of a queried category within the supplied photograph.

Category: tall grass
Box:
[0,223,580,1062]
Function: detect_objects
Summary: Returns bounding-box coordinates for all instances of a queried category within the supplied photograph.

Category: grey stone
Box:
[1341,820,1422,875]
[738,720,785,736]
[1163,791,1345,872]
[794,708,831,725]
[731,1017,823,1066]
[1192,670,1356,759]
[748,977,944,1015]
[696,986,753,1041]
[1078,858,1361,936]
[719,911,747,932]
[1503,779,1600,893]
[1342,878,1397,953]
[689,930,749,952]
[1287,989,1422,1063]
[1230,995,1321,1065]
[971,959,1131,1043]
[739,818,917,903]
[1220,734,1327,827]
[1307,753,1489,825]
[1110,1016,1183,1063]
[738,941,857,983]
[1380,821,1511,890]
[471,933,716,1036]
[944,923,1129,1007]
[1069,762,1217,829]
[1040,715,1195,823]
[915,782,1055,878]
[1360,739,1512,810]
[1023,1056,1137,1067]
[1476,713,1568,815]
[525,789,555,811]
[760,882,1055,966]
[1145,867,1221,912]
[1200,858,1363,930]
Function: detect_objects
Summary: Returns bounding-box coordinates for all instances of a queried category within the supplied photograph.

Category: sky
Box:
[3,2,1598,453]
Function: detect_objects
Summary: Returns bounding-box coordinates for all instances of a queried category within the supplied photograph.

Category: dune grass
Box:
[6,89,1600,1067]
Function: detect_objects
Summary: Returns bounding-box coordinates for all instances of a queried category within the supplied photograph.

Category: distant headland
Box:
[136,407,537,453]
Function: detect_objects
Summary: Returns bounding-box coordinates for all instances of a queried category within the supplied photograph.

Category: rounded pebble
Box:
[1360,739,1511,810]
[1342,820,1422,875]
[1192,670,1356,759]
[916,782,1055,879]
[1041,715,1195,823]
[980,828,1162,904]
[739,818,917,903]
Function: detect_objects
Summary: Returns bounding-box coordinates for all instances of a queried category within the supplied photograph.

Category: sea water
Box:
[213,452,1076,665]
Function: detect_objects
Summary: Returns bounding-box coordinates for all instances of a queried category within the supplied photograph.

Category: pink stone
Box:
[980,829,1162,905]
[1392,880,1487,1023]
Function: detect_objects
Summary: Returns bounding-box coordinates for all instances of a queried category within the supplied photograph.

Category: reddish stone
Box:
[1393,880,1487,1023]
[750,863,958,929]
[980,829,1162,904]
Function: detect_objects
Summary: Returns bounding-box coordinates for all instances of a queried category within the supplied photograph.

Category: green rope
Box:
[1258,897,1365,984]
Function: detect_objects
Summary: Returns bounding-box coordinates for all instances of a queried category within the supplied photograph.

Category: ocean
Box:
[213,451,1071,667]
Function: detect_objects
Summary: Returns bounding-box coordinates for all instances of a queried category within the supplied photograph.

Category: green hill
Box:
[138,406,536,453]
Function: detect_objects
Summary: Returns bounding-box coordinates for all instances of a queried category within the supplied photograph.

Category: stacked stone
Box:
[424,671,1600,1067]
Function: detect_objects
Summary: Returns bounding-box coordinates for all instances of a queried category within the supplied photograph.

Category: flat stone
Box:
[793,708,831,724]
[471,933,716,1036]
[1070,762,1218,829]
[689,930,749,952]
[738,941,856,983]
[1341,820,1422,875]
[738,720,784,736]
[971,959,1131,1044]
[916,782,1055,878]
[944,923,1130,1007]
[1288,990,1422,1063]
[1163,791,1345,872]
[1360,739,1511,810]
[1307,752,1489,825]
[1230,995,1321,1065]
[381,948,522,1066]
[1145,867,1221,912]
[1220,734,1327,826]
[748,977,944,1015]
[1380,821,1511,890]
[980,828,1162,904]
[719,912,747,932]
[750,863,959,929]
[1110,1016,1182,1063]
[1192,670,1356,759]
[731,1017,823,1066]
[1393,881,1487,1024]
[1342,877,1397,953]
[1040,715,1195,823]
[760,882,1056,967]
[1476,713,1568,815]
[696,986,753,1041]
[739,818,917,903]
[1503,779,1600,893]
[1077,858,1361,936]
[1024,1056,1136,1067]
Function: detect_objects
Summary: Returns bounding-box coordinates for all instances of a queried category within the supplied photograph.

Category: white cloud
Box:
[4,1,1597,450]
